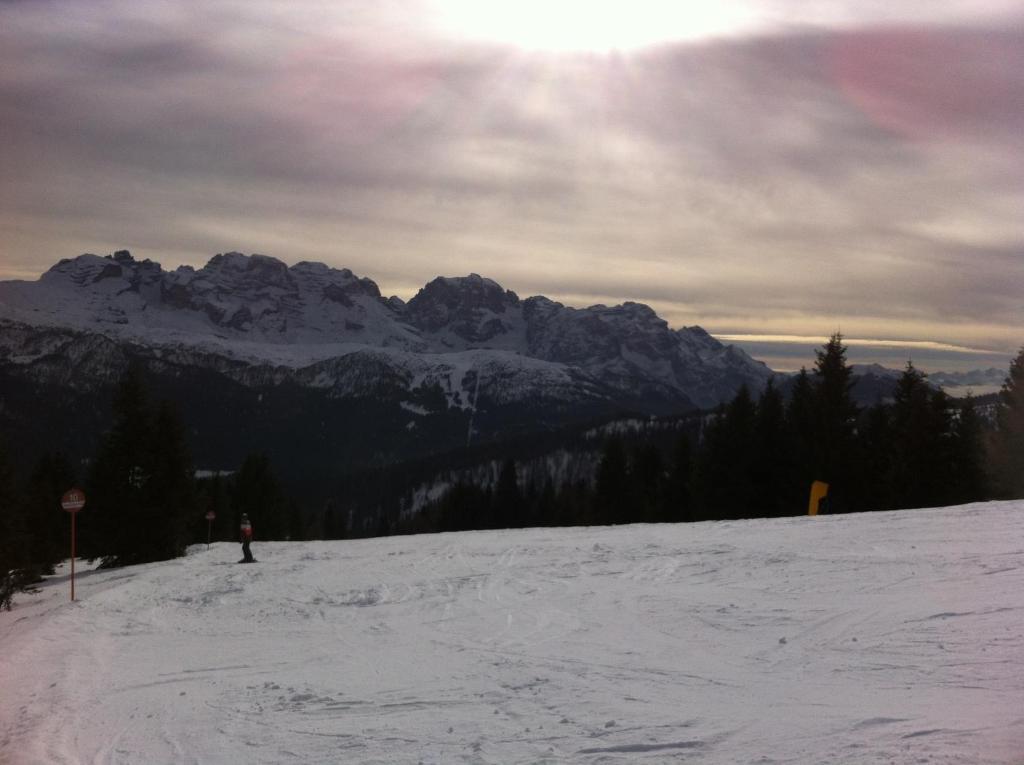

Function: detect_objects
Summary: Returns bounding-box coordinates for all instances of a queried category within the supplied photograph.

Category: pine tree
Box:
[858,402,894,511]
[723,384,758,518]
[888,362,956,509]
[519,479,541,529]
[83,364,154,565]
[752,379,797,517]
[142,401,196,560]
[493,458,522,529]
[434,481,489,532]
[888,362,932,508]
[22,452,77,576]
[696,386,757,520]
[811,334,859,511]
[663,433,693,522]
[950,395,988,504]
[0,438,30,610]
[322,499,344,540]
[535,478,557,527]
[83,367,199,565]
[787,367,816,502]
[564,480,592,527]
[232,453,288,541]
[286,499,305,541]
[594,437,630,524]
[694,406,728,521]
[632,444,664,523]
[926,386,957,506]
[990,347,1024,499]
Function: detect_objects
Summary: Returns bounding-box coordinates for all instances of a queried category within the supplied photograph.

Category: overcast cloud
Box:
[1,1,1021,371]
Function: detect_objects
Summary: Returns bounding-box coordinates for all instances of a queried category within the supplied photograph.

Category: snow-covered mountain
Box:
[0,250,773,478]
[0,250,771,409]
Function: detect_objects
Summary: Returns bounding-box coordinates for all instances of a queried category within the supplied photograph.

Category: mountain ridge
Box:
[0,249,773,410]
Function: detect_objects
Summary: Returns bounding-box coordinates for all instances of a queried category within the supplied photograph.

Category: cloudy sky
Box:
[1,1,1021,372]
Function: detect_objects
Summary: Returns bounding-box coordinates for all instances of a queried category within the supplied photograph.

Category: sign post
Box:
[205,510,216,550]
[60,488,86,601]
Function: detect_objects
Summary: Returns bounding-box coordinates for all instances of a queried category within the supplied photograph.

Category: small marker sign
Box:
[61,488,86,512]
[60,488,86,601]
[205,510,216,549]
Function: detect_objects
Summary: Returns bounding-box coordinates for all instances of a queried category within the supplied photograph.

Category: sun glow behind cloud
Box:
[423,0,1022,53]
[427,0,765,52]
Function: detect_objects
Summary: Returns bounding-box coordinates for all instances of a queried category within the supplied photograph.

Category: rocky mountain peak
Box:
[405,273,521,340]
[42,254,117,285]
[41,251,162,295]
[290,261,382,304]
[198,252,294,291]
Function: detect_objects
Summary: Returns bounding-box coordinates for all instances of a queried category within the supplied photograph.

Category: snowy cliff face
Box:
[404,274,523,348]
[400,274,772,408]
[159,253,421,348]
[0,250,771,410]
[6,251,421,354]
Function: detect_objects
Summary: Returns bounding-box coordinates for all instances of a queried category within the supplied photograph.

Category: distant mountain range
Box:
[847,364,1007,400]
[0,250,772,484]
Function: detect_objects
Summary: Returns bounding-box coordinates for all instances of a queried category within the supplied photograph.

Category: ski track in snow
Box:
[2,502,1024,764]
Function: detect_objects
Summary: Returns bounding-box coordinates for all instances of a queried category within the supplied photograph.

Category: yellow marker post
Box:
[808,481,829,516]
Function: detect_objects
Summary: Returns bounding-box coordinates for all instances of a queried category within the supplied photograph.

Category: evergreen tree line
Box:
[989,346,1024,500]
[0,366,300,608]
[0,448,75,608]
[404,336,1024,532]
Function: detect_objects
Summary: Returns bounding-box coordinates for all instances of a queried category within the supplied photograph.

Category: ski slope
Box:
[2,502,1023,764]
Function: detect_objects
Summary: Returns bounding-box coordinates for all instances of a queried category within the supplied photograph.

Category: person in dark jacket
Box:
[239,513,255,563]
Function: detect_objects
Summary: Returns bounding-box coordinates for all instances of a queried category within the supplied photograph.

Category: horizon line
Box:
[716,334,1004,356]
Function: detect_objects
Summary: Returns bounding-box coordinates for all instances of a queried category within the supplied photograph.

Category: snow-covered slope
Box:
[2,502,1022,764]
[404,274,773,408]
[0,251,771,409]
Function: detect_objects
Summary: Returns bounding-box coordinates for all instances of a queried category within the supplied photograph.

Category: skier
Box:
[239,513,255,563]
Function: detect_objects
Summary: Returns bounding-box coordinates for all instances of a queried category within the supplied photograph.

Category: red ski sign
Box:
[61,487,86,512]
[60,487,86,601]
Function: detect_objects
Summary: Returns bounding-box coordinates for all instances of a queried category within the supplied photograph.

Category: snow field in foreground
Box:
[1,502,1023,764]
